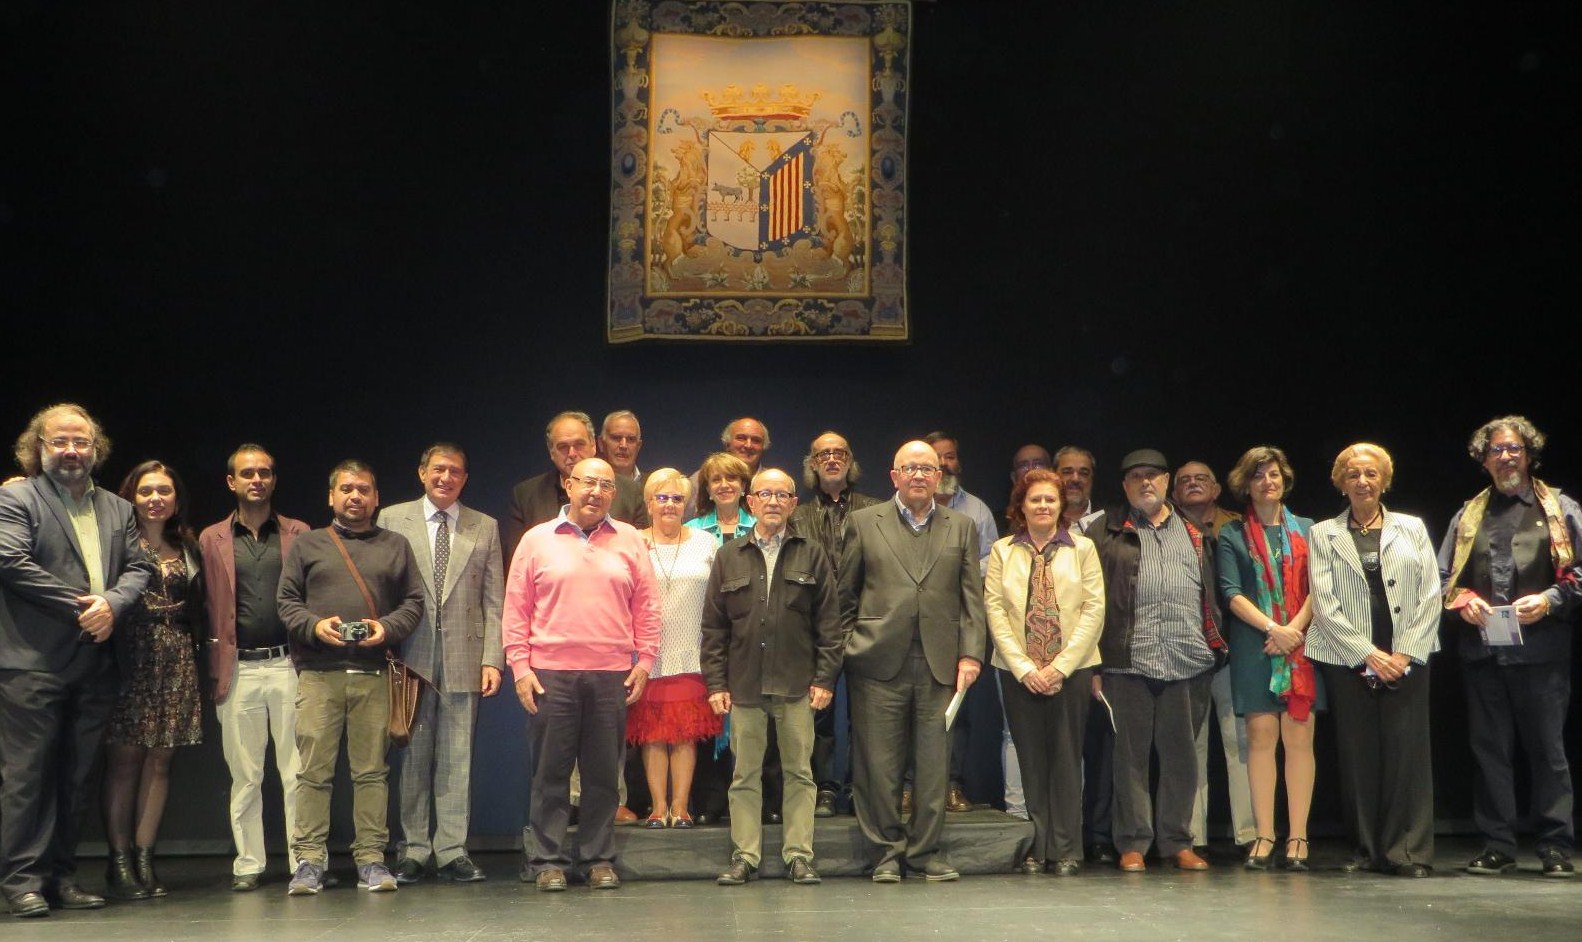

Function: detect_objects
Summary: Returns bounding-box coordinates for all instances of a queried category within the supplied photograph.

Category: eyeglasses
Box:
[1489,443,1526,457]
[896,464,939,477]
[41,436,95,451]
[814,449,850,462]
[752,489,794,502]
[569,476,616,493]
[651,493,685,504]
[1014,459,1052,472]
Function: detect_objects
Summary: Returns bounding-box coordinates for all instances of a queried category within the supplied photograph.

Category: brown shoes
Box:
[535,868,567,892]
[588,864,621,889]
[945,785,973,813]
[613,806,638,825]
[1174,849,1211,871]
[1119,851,1146,872]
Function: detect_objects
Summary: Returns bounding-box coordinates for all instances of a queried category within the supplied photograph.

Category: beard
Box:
[41,449,90,487]
[936,471,960,498]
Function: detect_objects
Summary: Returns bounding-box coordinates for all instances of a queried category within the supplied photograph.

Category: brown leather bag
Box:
[326,529,426,747]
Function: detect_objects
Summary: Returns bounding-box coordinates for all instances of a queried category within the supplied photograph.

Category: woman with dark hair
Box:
[629,469,722,827]
[687,452,755,545]
[1307,443,1440,877]
[104,461,205,899]
[1215,445,1324,870]
[985,469,1104,875]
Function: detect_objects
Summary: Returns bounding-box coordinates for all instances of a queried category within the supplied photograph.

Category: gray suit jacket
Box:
[0,476,157,671]
[379,498,504,693]
[838,499,987,686]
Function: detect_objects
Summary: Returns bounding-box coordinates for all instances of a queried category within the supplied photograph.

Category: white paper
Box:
[1481,605,1524,647]
[944,687,967,731]
[1097,690,1117,733]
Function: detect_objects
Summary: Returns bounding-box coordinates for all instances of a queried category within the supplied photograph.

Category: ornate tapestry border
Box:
[607,0,911,343]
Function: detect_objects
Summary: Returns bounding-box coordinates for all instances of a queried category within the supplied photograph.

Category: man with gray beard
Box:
[1,404,156,917]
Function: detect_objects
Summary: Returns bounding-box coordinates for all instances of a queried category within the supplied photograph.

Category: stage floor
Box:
[9,836,1575,942]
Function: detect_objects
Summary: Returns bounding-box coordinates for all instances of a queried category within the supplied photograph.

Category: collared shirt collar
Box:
[1011,527,1075,550]
[752,525,787,552]
[894,492,936,530]
[231,511,280,538]
[1129,504,1176,531]
[554,504,612,541]
[44,473,96,506]
[815,487,851,507]
[422,495,461,528]
[1491,484,1535,507]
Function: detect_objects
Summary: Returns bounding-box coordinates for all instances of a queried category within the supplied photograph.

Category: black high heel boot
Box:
[133,846,167,897]
[106,850,151,900]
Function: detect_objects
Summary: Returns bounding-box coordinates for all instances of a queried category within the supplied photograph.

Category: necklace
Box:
[1348,507,1383,535]
[647,534,683,594]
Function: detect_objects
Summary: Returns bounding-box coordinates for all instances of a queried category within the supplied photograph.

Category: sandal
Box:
[1245,836,1277,871]
[1284,837,1310,872]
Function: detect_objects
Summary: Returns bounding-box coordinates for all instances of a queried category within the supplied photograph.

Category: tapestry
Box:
[607,0,911,342]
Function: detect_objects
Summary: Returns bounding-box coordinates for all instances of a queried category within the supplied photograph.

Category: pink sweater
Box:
[503,514,660,675]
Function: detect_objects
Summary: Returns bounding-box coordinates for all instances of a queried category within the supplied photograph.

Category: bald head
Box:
[890,440,942,515]
[563,457,617,529]
[747,467,798,536]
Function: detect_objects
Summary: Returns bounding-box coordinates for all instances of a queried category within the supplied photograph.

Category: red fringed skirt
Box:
[626,673,722,745]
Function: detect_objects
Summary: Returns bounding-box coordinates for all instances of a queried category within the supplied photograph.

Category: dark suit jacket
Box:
[837,499,987,687]
[0,476,157,672]
[198,510,311,702]
[504,470,648,565]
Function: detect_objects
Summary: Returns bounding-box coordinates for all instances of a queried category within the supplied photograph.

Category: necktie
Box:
[1024,548,1063,668]
[433,512,450,629]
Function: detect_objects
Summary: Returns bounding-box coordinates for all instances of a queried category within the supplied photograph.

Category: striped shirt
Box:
[1112,508,1214,681]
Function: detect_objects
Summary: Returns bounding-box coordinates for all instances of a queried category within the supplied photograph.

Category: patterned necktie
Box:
[433,512,450,629]
[1024,548,1063,668]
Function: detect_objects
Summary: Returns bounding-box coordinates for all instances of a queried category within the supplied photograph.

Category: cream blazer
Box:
[984,532,1105,680]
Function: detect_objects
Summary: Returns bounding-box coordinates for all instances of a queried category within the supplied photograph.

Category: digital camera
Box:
[338,620,371,643]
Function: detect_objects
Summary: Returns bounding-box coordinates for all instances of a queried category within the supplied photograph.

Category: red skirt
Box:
[627,673,722,745]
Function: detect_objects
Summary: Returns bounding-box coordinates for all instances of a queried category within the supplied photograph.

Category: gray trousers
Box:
[1107,670,1211,857]
[849,652,952,871]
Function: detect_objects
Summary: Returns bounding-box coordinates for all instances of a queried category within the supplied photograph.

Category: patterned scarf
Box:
[1443,478,1577,609]
[1024,546,1064,668]
[1244,506,1316,722]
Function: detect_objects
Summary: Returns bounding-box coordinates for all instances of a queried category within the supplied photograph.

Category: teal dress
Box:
[1215,515,1328,716]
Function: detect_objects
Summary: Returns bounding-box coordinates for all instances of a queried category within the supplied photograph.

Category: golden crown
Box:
[701,83,821,121]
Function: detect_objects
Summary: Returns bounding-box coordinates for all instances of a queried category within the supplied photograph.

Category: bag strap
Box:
[326,527,379,619]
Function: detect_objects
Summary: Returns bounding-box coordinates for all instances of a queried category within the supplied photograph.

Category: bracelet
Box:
[1263,621,1277,635]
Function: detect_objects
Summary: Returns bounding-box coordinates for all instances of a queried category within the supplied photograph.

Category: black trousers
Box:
[528,669,627,875]
[1001,667,1091,863]
[0,645,115,897]
[1462,657,1574,855]
[1319,662,1434,868]
[1082,683,1114,847]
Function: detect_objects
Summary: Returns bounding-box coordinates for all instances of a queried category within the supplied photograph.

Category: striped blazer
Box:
[1307,509,1442,668]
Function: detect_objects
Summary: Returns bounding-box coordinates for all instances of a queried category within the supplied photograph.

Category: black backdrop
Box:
[3,1,1577,847]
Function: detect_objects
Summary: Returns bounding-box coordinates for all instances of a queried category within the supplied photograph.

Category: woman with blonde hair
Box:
[627,468,722,827]
[1306,443,1440,877]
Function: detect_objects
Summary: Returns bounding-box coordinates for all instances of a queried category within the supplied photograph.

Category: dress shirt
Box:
[231,514,287,649]
[753,527,787,579]
[943,487,1000,564]
[422,495,461,561]
[49,477,105,595]
[896,493,936,532]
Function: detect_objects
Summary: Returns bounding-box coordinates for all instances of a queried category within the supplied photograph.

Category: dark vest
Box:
[1461,499,1570,665]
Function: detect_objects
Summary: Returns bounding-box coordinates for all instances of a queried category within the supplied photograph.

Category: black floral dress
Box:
[106,549,203,748]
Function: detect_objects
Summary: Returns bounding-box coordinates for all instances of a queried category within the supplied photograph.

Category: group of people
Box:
[0,404,1575,916]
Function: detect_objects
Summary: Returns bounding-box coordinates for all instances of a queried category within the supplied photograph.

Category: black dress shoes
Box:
[51,883,105,910]
[231,873,260,892]
[1466,850,1517,875]
[1393,863,1432,878]
[814,789,836,818]
[438,856,487,882]
[1085,843,1118,866]
[1539,848,1575,878]
[1338,856,1373,874]
[1050,859,1082,877]
[395,858,425,885]
[7,892,49,918]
